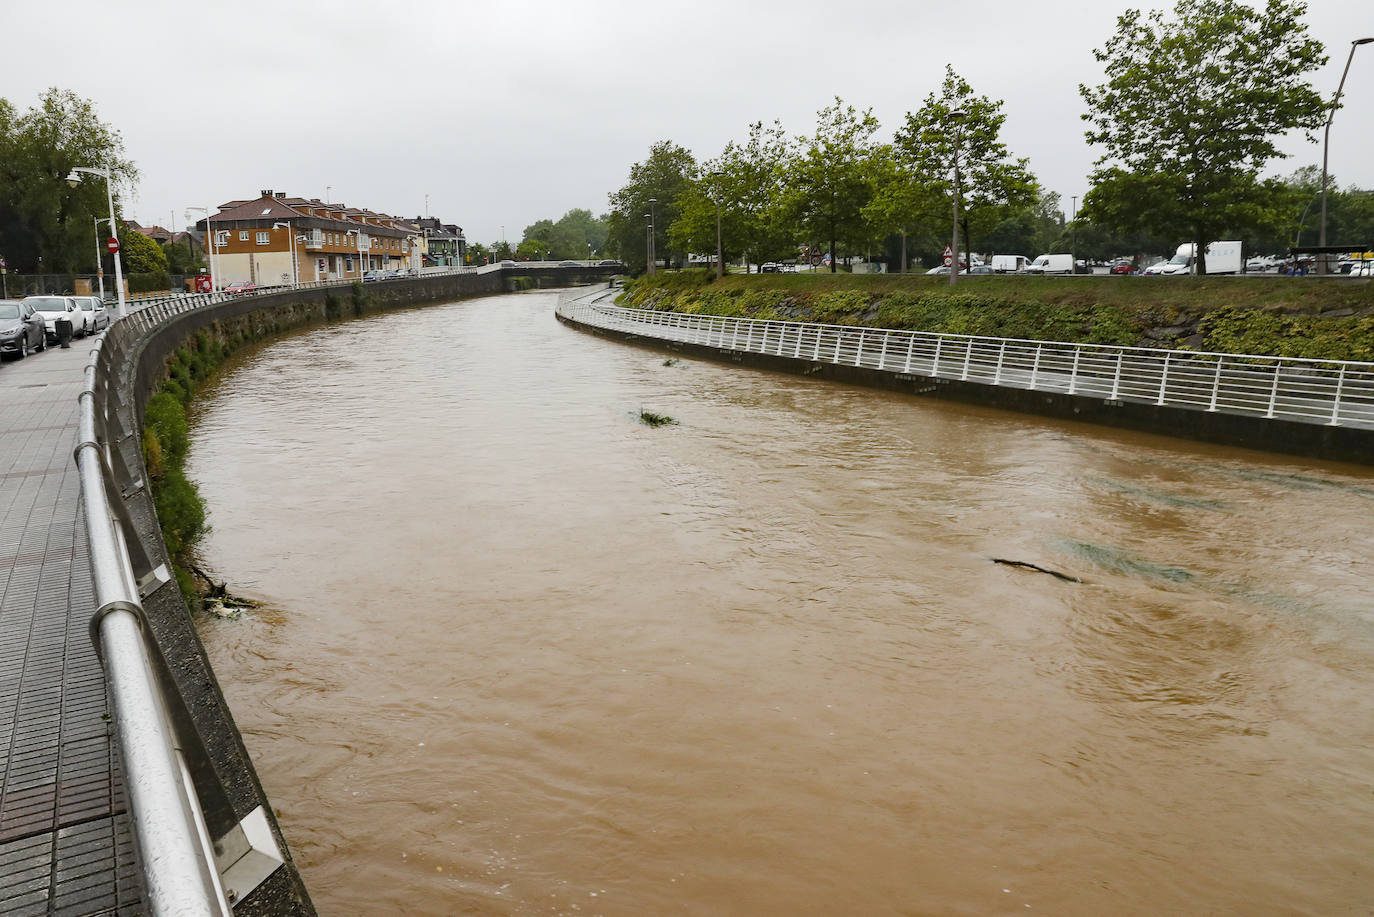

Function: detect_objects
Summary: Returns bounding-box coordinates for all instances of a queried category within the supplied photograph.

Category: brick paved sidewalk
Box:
[0,334,140,915]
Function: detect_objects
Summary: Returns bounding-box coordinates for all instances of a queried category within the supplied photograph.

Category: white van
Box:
[1148,241,1244,275]
[990,254,1029,273]
[1026,253,1074,274]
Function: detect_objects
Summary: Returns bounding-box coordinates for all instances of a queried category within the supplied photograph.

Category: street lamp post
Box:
[92,217,108,302]
[648,198,657,275]
[710,172,724,279]
[644,213,653,275]
[1070,195,1079,273]
[185,207,220,292]
[66,167,126,314]
[948,109,967,288]
[1319,37,1374,274]
[272,222,298,287]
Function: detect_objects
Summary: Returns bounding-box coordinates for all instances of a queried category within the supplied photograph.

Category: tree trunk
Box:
[961,216,972,274]
[1194,228,1206,276]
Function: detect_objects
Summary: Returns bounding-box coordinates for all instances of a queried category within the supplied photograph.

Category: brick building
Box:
[194,190,423,286]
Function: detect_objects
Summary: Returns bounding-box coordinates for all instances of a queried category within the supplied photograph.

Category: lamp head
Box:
[1354,37,1374,46]
[65,170,82,188]
[949,108,967,120]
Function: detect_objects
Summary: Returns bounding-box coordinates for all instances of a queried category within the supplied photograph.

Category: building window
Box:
[215,231,228,246]
[239,230,249,241]
[256,231,270,244]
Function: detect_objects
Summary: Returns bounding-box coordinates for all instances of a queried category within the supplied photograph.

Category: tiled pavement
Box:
[0,334,140,915]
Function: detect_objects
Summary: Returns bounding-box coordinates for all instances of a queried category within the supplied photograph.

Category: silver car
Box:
[23,295,86,342]
[72,295,109,334]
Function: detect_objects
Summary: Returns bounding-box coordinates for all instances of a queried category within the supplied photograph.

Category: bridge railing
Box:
[557,289,1374,429]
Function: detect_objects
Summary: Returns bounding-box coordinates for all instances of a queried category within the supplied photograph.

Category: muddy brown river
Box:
[188,290,1374,915]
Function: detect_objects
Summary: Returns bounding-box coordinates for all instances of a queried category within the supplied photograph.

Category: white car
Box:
[72,295,109,334]
[23,295,86,342]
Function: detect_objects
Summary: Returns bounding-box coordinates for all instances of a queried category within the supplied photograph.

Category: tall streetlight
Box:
[1070,195,1078,273]
[647,198,657,275]
[710,172,724,279]
[92,216,108,302]
[644,212,654,275]
[66,167,126,314]
[272,222,299,287]
[948,109,967,288]
[1319,37,1374,274]
[185,207,220,292]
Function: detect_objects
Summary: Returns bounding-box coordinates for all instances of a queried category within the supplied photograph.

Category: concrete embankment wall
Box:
[103,270,522,915]
[557,307,1374,467]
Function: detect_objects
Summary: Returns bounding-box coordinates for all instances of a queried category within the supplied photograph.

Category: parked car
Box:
[760,262,782,273]
[1025,253,1075,274]
[500,260,517,267]
[72,295,109,333]
[24,295,85,342]
[558,260,580,267]
[597,259,623,267]
[225,281,257,295]
[0,299,47,359]
[1110,260,1136,274]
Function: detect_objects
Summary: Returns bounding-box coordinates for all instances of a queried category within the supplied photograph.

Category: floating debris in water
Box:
[992,558,1082,583]
[662,358,680,367]
[638,409,677,427]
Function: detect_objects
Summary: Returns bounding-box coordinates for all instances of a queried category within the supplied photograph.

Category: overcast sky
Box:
[3,0,1370,246]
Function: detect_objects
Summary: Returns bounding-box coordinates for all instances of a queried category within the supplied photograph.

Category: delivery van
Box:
[1025,253,1074,274]
[991,254,1030,273]
[1146,241,1244,275]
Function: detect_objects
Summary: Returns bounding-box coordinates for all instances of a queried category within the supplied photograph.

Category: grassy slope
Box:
[620,272,1374,361]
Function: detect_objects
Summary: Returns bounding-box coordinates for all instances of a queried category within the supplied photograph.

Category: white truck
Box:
[990,254,1030,273]
[1145,241,1244,275]
[1025,253,1074,274]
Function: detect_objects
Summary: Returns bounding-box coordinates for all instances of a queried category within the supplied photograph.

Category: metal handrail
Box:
[75,262,590,913]
[556,288,1374,430]
[79,334,232,916]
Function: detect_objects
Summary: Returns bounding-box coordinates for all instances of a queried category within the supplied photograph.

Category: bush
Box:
[128,272,172,293]
[143,392,188,471]
[153,467,207,560]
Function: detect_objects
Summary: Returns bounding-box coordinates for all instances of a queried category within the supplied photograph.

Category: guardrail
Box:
[76,264,611,914]
[557,288,1374,430]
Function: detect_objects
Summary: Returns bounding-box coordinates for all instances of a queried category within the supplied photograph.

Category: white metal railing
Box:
[557,288,1374,430]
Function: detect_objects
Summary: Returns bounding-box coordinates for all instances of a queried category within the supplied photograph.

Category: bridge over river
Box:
[2,273,1373,914]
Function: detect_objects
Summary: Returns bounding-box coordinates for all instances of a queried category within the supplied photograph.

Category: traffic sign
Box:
[943,254,954,266]
[106,237,120,254]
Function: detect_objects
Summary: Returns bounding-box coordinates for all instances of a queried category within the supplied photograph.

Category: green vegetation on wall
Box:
[621,273,1374,360]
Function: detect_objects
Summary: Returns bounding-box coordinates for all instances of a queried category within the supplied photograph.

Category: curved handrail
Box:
[556,288,1374,430]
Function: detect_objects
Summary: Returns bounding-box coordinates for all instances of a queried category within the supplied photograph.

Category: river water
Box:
[188,290,1374,916]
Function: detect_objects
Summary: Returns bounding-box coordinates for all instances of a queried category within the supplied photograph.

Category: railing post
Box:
[877,332,889,370]
[1110,350,1123,401]
[1328,364,1347,426]
[1156,352,1171,406]
[993,340,1007,385]
[813,328,821,361]
[904,333,915,373]
[855,329,865,366]
[794,324,803,358]
[1068,346,1081,395]
[933,337,943,377]
[746,321,754,352]
[1029,343,1041,390]
[1208,355,1223,412]
[833,331,842,363]
[1266,359,1282,418]
[961,339,973,381]
[774,322,785,355]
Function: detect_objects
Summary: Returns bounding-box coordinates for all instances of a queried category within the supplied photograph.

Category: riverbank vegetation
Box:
[620,272,1374,361]
[599,1,1369,279]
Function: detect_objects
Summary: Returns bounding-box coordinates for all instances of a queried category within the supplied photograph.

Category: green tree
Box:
[783,98,881,272]
[893,65,1039,271]
[121,226,168,274]
[670,121,796,271]
[0,88,137,273]
[163,240,202,274]
[863,143,947,272]
[606,140,698,272]
[1079,0,1327,272]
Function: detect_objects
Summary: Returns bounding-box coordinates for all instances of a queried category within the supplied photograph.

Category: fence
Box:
[557,288,1374,430]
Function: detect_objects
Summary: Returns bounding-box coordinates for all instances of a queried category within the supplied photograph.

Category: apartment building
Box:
[195,190,423,285]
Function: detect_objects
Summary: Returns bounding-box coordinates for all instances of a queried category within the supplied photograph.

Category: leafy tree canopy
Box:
[120,225,167,274]
[782,98,881,271]
[1079,0,1327,271]
[605,140,698,271]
